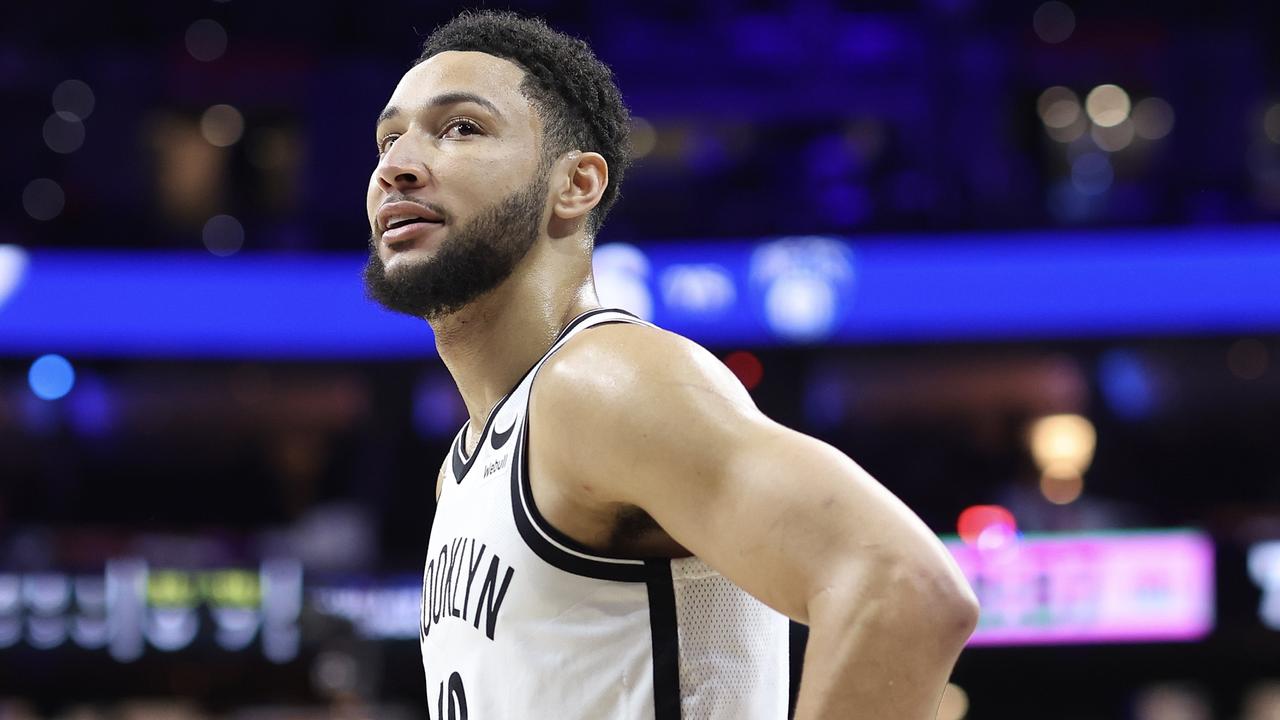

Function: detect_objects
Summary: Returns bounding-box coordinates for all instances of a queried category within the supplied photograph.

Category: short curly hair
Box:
[417,11,632,236]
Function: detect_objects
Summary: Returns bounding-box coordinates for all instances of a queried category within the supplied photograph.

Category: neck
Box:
[428,241,600,441]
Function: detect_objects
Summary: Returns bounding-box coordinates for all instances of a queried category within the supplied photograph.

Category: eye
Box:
[376,133,400,156]
[441,118,482,139]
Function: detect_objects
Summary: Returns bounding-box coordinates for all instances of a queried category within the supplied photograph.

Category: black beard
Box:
[362,174,546,320]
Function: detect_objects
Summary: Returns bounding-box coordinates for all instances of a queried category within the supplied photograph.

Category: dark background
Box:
[2,1,1279,718]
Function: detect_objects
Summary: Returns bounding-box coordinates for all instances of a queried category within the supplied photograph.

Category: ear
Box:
[551,151,609,224]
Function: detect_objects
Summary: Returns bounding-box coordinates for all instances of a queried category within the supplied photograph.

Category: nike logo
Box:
[490,414,517,450]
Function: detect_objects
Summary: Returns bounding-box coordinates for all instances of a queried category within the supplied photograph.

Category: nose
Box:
[375,138,430,193]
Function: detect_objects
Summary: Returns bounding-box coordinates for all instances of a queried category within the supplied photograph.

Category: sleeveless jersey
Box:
[420,308,790,719]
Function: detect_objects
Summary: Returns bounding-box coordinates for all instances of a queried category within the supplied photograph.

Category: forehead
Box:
[388,50,533,117]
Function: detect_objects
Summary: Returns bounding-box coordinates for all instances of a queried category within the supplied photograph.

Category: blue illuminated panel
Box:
[0,225,1277,358]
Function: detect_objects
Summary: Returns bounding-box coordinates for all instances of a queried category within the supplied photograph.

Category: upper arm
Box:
[532,324,973,624]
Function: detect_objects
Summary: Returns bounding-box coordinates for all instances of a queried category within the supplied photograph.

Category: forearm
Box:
[792,572,978,720]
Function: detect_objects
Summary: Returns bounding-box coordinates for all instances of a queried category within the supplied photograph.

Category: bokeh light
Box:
[724,351,764,390]
[22,178,65,221]
[28,354,76,401]
[1040,471,1084,505]
[1039,87,1088,142]
[0,245,28,315]
[630,117,657,159]
[1038,86,1081,129]
[1227,338,1269,380]
[1134,684,1213,720]
[1132,97,1175,140]
[203,214,245,256]
[1085,84,1131,128]
[1098,349,1156,420]
[1048,178,1106,222]
[1091,118,1135,152]
[1265,104,1280,144]
[200,104,245,147]
[593,242,654,320]
[312,650,359,695]
[937,682,971,720]
[43,112,85,154]
[957,505,1017,547]
[185,19,228,62]
[1032,2,1075,44]
[1071,152,1113,195]
[1242,681,1280,720]
[1024,412,1095,484]
[1048,114,1088,143]
[1031,412,1095,505]
[66,373,116,439]
[52,79,95,121]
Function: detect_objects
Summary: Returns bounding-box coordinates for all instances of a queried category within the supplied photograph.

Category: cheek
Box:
[366,174,382,222]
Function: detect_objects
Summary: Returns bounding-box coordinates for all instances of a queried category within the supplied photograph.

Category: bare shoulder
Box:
[529,322,774,504]
[535,321,756,421]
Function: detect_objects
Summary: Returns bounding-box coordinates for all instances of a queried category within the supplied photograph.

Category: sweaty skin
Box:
[372,50,979,720]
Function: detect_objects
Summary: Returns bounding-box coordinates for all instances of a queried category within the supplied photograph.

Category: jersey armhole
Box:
[509,317,659,582]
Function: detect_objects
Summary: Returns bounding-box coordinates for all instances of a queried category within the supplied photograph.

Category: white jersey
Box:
[420,308,790,719]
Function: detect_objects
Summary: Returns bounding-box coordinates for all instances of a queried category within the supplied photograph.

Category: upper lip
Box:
[376,201,445,233]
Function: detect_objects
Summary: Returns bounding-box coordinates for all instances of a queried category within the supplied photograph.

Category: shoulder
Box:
[534,321,755,422]
[528,321,770,501]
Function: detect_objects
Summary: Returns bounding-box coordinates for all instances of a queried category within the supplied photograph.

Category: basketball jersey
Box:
[420,308,790,719]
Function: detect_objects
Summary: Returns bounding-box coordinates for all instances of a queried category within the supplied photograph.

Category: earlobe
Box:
[553,151,608,223]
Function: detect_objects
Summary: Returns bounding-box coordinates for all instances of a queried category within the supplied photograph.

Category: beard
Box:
[362,172,547,320]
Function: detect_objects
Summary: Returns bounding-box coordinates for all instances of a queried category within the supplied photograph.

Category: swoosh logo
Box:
[490,414,517,451]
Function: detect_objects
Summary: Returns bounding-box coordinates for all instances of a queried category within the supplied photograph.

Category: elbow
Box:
[908,561,980,645]
[811,552,981,648]
[938,578,981,643]
[874,556,980,646]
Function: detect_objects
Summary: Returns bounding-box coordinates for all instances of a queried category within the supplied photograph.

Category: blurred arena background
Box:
[3,0,1280,718]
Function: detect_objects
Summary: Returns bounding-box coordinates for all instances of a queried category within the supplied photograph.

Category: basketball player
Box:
[363,11,978,719]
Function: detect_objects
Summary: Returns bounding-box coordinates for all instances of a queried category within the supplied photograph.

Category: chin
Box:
[383,247,435,271]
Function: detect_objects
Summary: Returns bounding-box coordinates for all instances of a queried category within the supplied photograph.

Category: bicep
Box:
[539,329,956,624]
[681,422,956,623]
[615,407,912,623]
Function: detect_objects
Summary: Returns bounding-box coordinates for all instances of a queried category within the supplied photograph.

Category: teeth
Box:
[384,214,438,230]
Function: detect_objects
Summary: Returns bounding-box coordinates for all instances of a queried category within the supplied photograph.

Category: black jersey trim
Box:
[510,414,650,582]
[450,392,513,484]
[455,423,471,461]
[449,307,633,485]
[553,306,637,343]
[450,424,470,484]
[645,560,682,720]
[505,312,665,581]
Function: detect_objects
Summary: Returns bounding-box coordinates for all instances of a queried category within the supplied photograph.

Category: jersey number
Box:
[433,671,468,720]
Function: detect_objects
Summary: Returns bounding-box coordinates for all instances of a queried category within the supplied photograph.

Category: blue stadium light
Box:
[0,226,1278,358]
[1098,349,1156,420]
[28,353,76,400]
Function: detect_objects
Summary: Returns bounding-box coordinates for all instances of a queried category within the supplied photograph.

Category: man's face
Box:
[364,51,550,319]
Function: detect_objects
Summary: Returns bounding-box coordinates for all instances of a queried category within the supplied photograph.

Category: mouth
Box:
[382,219,444,251]
[373,199,445,244]
[376,200,447,251]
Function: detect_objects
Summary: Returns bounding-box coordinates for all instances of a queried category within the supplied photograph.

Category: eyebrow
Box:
[376,92,503,127]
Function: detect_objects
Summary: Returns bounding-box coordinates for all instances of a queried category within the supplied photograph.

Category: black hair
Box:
[417,11,632,235]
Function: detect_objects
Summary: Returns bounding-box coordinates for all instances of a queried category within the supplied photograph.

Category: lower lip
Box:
[382,221,444,250]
